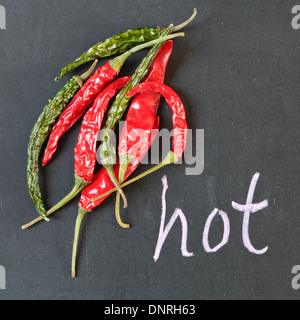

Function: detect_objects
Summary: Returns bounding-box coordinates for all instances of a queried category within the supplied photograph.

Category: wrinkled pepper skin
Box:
[127,81,188,161]
[119,41,173,160]
[42,63,118,166]
[55,28,161,81]
[79,116,160,212]
[27,78,82,220]
[74,77,131,182]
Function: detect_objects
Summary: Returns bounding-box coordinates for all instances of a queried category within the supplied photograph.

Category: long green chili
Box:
[55,9,197,82]
[27,61,97,221]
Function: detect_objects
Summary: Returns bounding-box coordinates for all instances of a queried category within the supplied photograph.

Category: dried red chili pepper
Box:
[126,81,188,161]
[116,40,173,227]
[42,34,181,166]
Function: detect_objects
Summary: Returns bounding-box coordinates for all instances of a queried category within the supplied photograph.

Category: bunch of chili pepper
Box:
[23,9,197,278]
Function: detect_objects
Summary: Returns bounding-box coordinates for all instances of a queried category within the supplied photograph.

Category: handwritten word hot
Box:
[154,172,269,261]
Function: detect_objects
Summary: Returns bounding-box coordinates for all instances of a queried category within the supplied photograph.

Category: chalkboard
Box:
[0,0,299,300]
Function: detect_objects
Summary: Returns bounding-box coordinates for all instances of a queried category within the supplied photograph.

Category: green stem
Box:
[73,59,98,87]
[22,177,89,230]
[115,156,131,228]
[47,175,90,215]
[172,8,198,32]
[72,207,88,278]
[93,151,177,202]
[115,192,130,229]
[105,165,128,208]
[109,31,184,73]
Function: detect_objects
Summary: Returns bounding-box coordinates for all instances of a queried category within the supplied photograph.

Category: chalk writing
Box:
[154,172,269,261]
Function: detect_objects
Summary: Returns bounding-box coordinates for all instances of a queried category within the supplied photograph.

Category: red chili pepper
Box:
[75,76,131,182]
[118,40,173,159]
[126,81,188,161]
[42,62,118,166]
[46,77,131,216]
[116,41,173,227]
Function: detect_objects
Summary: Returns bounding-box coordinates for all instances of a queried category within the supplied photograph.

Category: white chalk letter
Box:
[232,172,269,255]
[153,176,194,262]
[203,208,230,252]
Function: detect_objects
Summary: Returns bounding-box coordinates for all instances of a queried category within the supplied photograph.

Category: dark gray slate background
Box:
[0,0,299,300]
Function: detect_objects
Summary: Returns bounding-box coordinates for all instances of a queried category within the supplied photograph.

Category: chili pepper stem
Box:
[47,175,90,216]
[105,165,128,209]
[115,192,130,229]
[72,207,88,278]
[115,156,131,228]
[73,60,98,87]
[22,214,48,230]
[109,32,184,73]
[22,177,89,229]
[172,8,198,32]
[93,151,178,202]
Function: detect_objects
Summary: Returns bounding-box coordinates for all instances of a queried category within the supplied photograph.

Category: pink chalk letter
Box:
[203,208,230,253]
[232,172,269,255]
[153,176,194,262]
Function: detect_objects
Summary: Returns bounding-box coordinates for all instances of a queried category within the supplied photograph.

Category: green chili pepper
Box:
[27,61,98,221]
[55,8,198,82]
[99,25,175,207]
[55,28,161,81]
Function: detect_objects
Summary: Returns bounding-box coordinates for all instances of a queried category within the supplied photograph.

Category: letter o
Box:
[203,209,230,252]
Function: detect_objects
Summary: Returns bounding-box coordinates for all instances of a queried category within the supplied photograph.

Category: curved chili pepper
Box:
[55,28,161,81]
[75,76,131,182]
[71,117,160,278]
[55,9,197,81]
[116,41,174,228]
[42,33,183,167]
[26,61,98,222]
[126,81,188,161]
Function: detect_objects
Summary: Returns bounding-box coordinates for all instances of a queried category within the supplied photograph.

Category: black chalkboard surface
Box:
[0,0,299,300]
